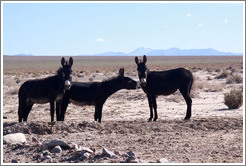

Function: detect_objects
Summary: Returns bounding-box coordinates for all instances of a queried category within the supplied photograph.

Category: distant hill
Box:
[15,53,33,56]
[9,47,242,56]
[93,47,242,56]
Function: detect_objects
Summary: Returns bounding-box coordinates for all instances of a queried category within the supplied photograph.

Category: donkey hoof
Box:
[153,119,157,122]
[184,117,191,120]
[148,119,152,122]
[50,121,56,125]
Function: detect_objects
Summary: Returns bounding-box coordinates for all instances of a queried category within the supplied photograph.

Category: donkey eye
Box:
[62,72,65,77]
[138,71,141,75]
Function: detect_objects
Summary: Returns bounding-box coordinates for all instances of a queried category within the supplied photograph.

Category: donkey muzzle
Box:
[65,80,71,90]
[140,78,146,84]
[136,81,141,89]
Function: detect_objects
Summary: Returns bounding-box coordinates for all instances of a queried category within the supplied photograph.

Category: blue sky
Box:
[2,2,244,55]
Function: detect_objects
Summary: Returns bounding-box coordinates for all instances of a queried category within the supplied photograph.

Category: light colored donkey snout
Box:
[140,78,146,84]
[65,80,71,90]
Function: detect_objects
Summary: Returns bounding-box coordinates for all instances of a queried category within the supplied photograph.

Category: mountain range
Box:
[92,47,242,56]
[6,47,242,56]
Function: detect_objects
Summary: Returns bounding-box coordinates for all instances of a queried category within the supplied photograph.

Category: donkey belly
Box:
[158,88,178,96]
[70,99,96,106]
[153,85,178,96]
[30,98,50,104]
[29,93,64,104]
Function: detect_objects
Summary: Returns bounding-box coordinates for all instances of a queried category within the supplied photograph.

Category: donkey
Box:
[18,57,73,122]
[135,55,193,121]
[59,68,140,123]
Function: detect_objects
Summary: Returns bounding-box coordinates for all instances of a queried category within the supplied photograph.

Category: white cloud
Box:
[225,18,228,24]
[186,14,192,17]
[95,38,104,42]
[198,23,204,27]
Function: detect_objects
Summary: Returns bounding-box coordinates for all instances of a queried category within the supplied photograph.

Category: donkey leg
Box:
[18,107,22,123]
[180,88,192,120]
[147,95,154,122]
[94,106,99,121]
[50,101,55,122]
[153,97,158,121]
[18,101,25,122]
[18,96,28,122]
[95,104,103,123]
[56,100,61,121]
[60,97,69,121]
[23,104,33,122]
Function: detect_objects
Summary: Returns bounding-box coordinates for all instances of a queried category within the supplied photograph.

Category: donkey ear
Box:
[69,57,73,66]
[143,55,147,63]
[135,57,139,64]
[119,68,124,77]
[61,57,66,67]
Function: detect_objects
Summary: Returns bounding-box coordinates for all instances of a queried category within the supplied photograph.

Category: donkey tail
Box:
[189,73,194,95]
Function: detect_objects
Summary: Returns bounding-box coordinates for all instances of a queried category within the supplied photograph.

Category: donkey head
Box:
[59,57,73,90]
[118,68,140,90]
[135,55,149,86]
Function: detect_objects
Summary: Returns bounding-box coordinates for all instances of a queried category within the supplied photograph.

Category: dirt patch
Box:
[2,56,244,163]
[2,117,243,163]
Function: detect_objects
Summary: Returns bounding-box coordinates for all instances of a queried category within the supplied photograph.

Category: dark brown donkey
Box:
[59,68,139,123]
[135,55,193,121]
[18,57,73,122]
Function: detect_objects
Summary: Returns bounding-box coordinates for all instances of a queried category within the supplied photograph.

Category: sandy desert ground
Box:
[2,56,244,163]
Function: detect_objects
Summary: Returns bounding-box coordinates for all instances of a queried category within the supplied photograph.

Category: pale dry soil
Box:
[2,56,243,163]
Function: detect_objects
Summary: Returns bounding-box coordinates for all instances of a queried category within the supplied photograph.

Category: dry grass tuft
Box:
[226,74,243,84]
[215,70,230,79]
[224,89,243,109]
[7,87,19,95]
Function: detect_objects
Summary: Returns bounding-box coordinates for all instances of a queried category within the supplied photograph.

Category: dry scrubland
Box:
[2,56,244,163]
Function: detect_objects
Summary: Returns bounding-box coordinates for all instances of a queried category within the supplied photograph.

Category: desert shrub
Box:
[7,87,19,95]
[224,89,243,109]
[216,70,230,79]
[204,83,223,92]
[215,69,221,72]
[207,76,212,80]
[226,74,243,84]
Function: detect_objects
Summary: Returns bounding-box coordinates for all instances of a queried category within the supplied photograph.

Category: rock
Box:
[126,151,135,158]
[3,133,26,145]
[90,147,96,153]
[32,137,39,143]
[157,158,169,163]
[11,159,18,163]
[43,138,70,151]
[138,159,148,163]
[36,154,42,159]
[114,150,121,156]
[124,151,137,163]
[128,158,139,163]
[80,147,94,154]
[79,152,91,160]
[42,150,50,156]
[74,146,94,154]
[102,148,117,158]
[43,155,52,160]
[125,156,138,163]
[71,143,78,150]
[50,145,62,153]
